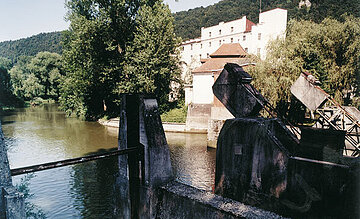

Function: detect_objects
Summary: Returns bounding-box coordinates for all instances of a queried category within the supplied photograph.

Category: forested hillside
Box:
[173,0,360,40]
[0,32,63,61]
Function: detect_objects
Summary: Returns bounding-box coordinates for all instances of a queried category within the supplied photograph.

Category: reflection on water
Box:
[166,133,216,191]
[1,105,216,217]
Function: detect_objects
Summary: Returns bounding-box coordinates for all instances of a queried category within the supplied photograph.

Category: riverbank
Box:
[98,118,207,134]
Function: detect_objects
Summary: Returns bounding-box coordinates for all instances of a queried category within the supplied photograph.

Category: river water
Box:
[0,104,216,218]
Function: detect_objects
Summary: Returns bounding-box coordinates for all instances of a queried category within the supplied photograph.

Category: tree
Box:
[8,53,63,101]
[0,59,22,109]
[60,0,181,119]
[27,52,63,99]
[118,1,181,111]
[250,16,360,120]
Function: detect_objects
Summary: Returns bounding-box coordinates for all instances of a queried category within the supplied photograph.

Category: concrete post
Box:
[118,94,173,219]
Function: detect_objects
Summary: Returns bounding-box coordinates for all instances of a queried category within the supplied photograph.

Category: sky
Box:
[0,0,222,42]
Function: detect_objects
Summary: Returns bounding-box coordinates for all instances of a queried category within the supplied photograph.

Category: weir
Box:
[0,64,359,218]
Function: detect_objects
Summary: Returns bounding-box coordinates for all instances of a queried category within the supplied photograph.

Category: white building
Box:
[180,8,288,69]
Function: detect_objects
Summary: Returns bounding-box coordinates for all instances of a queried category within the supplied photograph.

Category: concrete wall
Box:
[214,117,359,218]
[185,104,212,132]
[155,181,286,219]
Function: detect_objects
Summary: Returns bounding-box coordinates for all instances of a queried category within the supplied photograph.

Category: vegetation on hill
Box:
[173,0,360,40]
[0,32,63,62]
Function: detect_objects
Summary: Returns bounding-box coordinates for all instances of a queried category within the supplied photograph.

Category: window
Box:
[243,35,246,41]
[199,54,202,59]
[200,44,202,49]
[245,48,248,52]
[258,33,261,40]
[207,53,210,58]
[190,55,193,59]
[219,29,221,35]
[191,44,193,50]
[257,48,261,55]
[219,40,222,46]
[231,38,234,43]
[209,32,212,37]
[231,27,234,32]
[209,42,211,47]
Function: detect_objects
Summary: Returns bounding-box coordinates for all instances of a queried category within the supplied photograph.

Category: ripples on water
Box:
[1,105,216,218]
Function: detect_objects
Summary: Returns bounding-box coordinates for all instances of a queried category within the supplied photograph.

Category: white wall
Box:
[180,8,288,65]
[192,74,214,104]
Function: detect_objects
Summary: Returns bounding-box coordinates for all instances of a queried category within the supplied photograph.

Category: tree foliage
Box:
[60,0,181,120]
[0,58,22,109]
[9,52,63,101]
[119,1,181,111]
[250,16,360,119]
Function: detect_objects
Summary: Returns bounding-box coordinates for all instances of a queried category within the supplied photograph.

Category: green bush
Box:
[160,106,187,123]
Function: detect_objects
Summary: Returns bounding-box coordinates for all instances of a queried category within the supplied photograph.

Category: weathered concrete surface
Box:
[212,63,264,118]
[207,106,234,148]
[215,118,291,212]
[214,117,359,218]
[283,157,357,218]
[118,95,173,219]
[297,127,346,163]
[0,121,25,218]
[3,186,25,219]
[140,97,173,187]
[185,103,212,132]
[156,181,287,219]
[207,119,225,148]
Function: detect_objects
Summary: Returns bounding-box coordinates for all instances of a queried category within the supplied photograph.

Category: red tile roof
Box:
[192,58,252,73]
[210,43,248,58]
[193,43,252,73]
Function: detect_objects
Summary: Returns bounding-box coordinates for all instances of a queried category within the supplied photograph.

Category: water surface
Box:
[1,104,215,218]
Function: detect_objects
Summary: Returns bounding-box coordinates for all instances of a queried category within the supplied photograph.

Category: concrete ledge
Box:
[158,181,287,219]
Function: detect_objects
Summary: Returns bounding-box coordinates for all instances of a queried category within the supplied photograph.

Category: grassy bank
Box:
[161,106,187,123]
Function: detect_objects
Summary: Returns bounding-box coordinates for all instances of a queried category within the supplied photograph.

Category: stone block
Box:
[212,63,264,117]
[215,118,290,211]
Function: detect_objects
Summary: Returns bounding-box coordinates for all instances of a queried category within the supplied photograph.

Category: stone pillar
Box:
[118,94,173,219]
